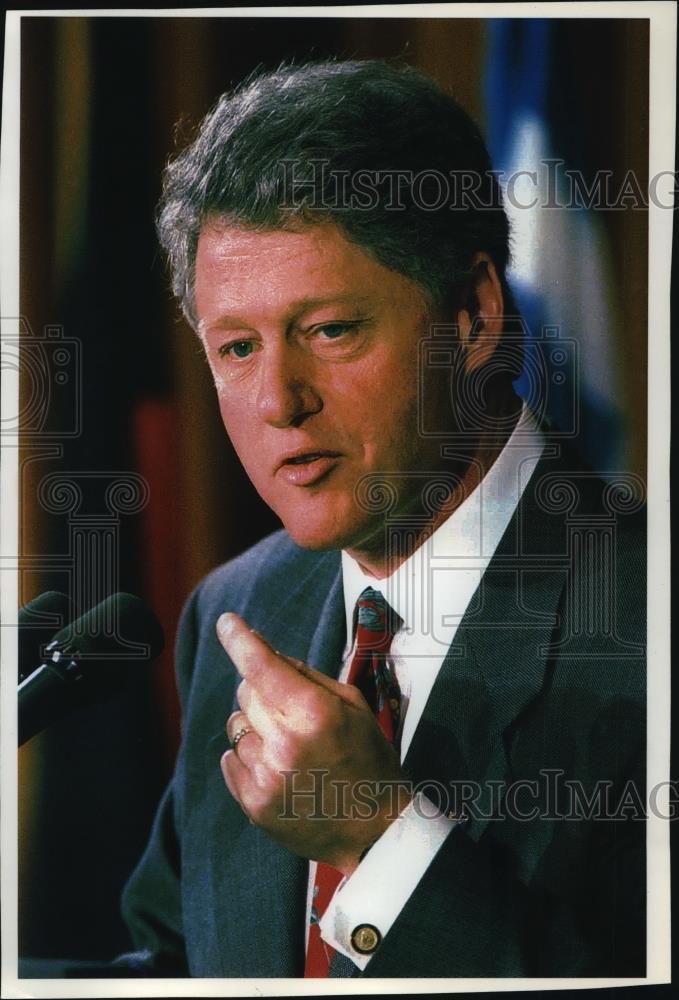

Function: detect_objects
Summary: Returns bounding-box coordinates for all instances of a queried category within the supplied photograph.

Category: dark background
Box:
[17,15,648,961]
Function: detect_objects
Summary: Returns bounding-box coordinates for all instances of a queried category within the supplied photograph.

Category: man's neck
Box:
[346,390,524,579]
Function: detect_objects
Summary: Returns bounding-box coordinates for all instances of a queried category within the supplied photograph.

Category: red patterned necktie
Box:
[304,587,402,977]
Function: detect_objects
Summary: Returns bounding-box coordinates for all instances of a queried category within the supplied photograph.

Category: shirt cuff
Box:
[318,791,460,969]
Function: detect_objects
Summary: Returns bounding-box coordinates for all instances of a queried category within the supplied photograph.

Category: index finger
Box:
[216,612,319,709]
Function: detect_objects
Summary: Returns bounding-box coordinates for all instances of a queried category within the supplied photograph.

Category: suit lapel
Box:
[305,560,346,678]
[403,448,570,840]
[230,548,344,670]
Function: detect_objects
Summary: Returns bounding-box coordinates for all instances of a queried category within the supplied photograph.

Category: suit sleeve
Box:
[357,757,646,978]
[114,585,203,976]
[320,793,459,968]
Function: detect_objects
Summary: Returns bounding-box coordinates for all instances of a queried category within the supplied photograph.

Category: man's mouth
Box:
[286,453,329,464]
[276,451,342,486]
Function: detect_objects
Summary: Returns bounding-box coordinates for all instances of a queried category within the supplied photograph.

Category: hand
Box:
[217,612,412,876]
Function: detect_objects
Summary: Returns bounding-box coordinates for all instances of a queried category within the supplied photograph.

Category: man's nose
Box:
[255,347,322,428]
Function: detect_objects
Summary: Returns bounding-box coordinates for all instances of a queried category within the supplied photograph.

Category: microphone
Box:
[18,591,73,683]
[18,592,165,746]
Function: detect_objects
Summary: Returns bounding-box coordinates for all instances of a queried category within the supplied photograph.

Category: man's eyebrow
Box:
[288,293,375,323]
[198,294,375,336]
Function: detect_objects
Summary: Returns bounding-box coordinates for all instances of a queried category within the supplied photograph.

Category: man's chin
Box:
[282,523,355,552]
[263,487,385,554]
[279,512,384,557]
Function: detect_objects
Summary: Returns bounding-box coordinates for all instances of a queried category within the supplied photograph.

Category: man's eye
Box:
[219,340,254,359]
[317,323,352,340]
[313,321,368,343]
[306,319,369,359]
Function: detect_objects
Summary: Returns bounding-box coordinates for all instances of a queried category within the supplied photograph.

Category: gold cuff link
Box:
[351,923,381,955]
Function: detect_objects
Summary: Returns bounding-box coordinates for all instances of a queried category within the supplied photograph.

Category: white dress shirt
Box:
[310,406,545,969]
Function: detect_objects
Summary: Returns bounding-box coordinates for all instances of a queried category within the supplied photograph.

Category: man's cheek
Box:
[219,413,263,472]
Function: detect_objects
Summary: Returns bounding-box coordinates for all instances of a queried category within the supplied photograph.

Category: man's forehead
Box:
[193,219,412,329]
[196,218,349,261]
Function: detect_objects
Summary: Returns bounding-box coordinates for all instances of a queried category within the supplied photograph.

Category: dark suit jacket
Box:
[119,445,646,977]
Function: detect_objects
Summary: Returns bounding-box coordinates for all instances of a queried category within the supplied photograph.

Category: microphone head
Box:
[19,591,73,683]
[18,593,166,745]
[51,592,165,664]
[19,590,73,627]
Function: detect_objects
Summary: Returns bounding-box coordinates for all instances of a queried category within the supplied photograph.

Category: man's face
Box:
[194,220,454,558]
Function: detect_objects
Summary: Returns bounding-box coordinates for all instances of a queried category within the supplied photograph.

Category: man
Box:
[119,60,645,978]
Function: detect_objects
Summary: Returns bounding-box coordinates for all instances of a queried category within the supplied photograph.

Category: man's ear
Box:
[457,252,504,375]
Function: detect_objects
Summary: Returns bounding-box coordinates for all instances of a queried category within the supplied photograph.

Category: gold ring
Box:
[232,726,253,749]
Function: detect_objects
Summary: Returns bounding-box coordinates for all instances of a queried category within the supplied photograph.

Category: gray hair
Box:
[157,59,513,330]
